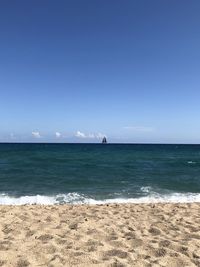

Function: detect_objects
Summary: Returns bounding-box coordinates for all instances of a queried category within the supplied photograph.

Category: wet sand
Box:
[0,203,200,266]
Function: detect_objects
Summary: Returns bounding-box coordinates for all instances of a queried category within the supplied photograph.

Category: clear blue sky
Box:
[0,0,200,143]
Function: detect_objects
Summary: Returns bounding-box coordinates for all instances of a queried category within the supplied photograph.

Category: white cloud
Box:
[75,131,86,138]
[32,131,41,138]
[75,131,106,139]
[55,132,61,138]
[123,126,155,132]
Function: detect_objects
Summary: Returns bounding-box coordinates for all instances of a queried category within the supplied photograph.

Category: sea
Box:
[0,143,200,205]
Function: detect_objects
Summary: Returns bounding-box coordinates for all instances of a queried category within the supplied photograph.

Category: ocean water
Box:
[0,143,200,205]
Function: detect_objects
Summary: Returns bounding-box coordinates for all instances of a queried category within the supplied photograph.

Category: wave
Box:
[0,191,200,205]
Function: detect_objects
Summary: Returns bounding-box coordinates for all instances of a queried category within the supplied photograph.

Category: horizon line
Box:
[0,142,200,145]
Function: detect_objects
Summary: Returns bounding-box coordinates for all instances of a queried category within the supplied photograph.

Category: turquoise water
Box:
[0,143,200,204]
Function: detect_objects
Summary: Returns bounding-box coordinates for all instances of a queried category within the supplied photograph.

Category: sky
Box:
[0,0,200,143]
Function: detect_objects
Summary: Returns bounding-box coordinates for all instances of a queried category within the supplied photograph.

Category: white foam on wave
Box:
[0,193,85,205]
[0,191,200,205]
[140,186,152,193]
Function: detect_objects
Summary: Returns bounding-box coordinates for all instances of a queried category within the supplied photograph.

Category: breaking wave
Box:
[0,190,200,205]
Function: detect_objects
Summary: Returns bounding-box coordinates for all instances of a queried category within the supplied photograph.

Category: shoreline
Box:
[0,201,200,206]
[0,203,200,266]
[1,191,200,205]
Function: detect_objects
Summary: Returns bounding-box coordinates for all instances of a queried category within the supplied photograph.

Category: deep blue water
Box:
[0,143,200,204]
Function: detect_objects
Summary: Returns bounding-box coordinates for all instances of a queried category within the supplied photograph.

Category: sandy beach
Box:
[0,203,199,267]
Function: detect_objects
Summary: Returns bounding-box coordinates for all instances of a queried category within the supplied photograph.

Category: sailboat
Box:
[102,136,107,144]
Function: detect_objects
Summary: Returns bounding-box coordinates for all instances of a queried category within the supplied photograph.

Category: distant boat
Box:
[102,137,107,144]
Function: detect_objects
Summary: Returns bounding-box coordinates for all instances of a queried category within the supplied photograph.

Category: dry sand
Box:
[0,203,200,267]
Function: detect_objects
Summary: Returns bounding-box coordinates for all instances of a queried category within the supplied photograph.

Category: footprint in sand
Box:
[177,246,189,256]
[2,224,13,235]
[102,249,128,259]
[108,240,125,248]
[109,259,126,267]
[105,234,118,241]
[130,238,143,248]
[159,239,171,247]
[0,261,6,267]
[25,230,35,237]
[48,254,65,266]
[154,247,167,257]
[16,259,30,267]
[45,215,53,222]
[56,238,68,245]
[37,233,53,243]
[123,231,136,240]
[0,241,12,251]
[43,244,57,254]
[85,239,103,247]
[148,227,161,235]
[68,222,78,230]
